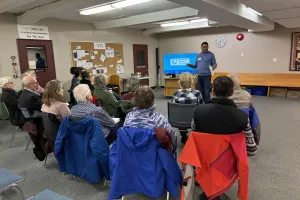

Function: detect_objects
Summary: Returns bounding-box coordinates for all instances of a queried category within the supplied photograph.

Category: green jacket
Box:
[93,86,119,117]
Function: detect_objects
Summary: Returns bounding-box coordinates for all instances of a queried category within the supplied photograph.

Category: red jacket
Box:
[179,132,249,200]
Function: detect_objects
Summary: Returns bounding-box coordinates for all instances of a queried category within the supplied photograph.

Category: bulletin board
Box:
[70,42,125,75]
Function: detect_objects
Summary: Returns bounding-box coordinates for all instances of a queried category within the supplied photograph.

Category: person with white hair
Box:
[18,75,42,113]
[21,70,44,94]
[228,73,251,107]
[0,77,24,127]
[70,84,118,144]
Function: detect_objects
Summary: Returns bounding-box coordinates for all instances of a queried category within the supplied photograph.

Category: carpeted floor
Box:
[1,89,300,200]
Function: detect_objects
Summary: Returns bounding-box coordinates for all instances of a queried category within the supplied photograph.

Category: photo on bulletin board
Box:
[290,32,300,71]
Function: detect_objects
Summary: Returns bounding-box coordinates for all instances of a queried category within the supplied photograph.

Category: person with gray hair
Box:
[93,74,134,118]
[228,73,251,107]
[70,84,119,144]
[21,70,44,93]
[124,86,176,143]
[0,77,24,127]
[18,76,42,113]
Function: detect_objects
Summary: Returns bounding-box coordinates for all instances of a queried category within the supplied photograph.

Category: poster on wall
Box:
[17,25,50,40]
[290,32,300,71]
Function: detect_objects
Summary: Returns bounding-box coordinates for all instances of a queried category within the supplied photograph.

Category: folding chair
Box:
[167,102,197,130]
[0,168,25,200]
[20,108,42,152]
[41,112,60,166]
[2,103,28,149]
[26,189,73,200]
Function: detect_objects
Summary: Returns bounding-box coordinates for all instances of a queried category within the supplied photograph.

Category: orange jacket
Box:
[179,132,249,200]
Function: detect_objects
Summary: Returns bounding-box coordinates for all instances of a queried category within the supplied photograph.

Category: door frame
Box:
[17,39,56,87]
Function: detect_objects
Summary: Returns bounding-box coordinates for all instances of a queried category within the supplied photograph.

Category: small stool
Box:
[0,168,25,200]
[27,189,73,200]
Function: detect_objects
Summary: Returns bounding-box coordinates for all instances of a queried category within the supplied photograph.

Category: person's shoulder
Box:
[208,51,215,55]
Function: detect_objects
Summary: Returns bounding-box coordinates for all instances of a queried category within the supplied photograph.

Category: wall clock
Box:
[215,35,227,48]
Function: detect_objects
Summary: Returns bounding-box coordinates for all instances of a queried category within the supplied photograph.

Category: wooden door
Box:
[17,39,56,87]
[133,44,149,86]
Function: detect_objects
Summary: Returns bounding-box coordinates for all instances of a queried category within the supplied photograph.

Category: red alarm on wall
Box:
[236,33,244,41]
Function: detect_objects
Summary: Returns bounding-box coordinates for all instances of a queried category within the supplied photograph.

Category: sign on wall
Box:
[290,32,300,71]
[17,25,50,40]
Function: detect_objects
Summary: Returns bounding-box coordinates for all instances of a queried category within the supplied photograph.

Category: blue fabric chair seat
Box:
[0,168,23,190]
[32,189,72,200]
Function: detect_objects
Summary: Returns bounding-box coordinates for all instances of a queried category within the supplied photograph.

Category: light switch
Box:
[273,58,278,62]
[241,53,244,56]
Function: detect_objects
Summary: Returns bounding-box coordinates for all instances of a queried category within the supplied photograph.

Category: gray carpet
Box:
[1,89,299,200]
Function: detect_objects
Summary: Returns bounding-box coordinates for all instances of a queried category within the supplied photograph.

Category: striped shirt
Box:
[124,106,176,141]
[70,101,115,137]
[173,88,203,104]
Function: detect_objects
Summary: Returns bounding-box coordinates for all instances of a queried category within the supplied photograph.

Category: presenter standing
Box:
[187,42,217,103]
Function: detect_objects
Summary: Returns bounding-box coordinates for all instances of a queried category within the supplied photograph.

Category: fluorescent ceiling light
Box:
[247,7,263,16]
[248,29,253,32]
[161,18,208,27]
[80,5,115,15]
[112,0,152,8]
[161,21,189,27]
[80,0,153,15]
[190,18,208,23]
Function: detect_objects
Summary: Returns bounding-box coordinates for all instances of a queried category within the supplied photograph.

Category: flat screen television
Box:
[164,53,198,75]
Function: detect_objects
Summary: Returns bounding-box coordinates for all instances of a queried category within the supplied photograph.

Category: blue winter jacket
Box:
[109,127,182,200]
[240,104,261,145]
[55,116,110,183]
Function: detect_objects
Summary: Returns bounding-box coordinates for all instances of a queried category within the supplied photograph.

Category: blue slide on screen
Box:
[164,53,198,74]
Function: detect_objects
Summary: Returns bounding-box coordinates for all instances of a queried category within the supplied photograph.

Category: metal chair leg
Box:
[9,127,18,148]
[25,138,31,151]
[121,196,124,200]
[10,183,25,200]
[104,179,107,186]
[44,154,48,166]
[166,192,170,200]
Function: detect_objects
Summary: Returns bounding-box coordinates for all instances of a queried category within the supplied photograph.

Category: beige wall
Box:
[0,14,158,100]
[157,25,300,85]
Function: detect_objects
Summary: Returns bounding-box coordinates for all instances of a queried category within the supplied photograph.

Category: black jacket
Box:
[18,89,42,114]
[80,79,94,93]
[1,88,24,126]
[193,97,249,134]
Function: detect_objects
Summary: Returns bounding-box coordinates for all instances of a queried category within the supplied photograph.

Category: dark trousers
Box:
[105,120,124,145]
[198,75,211,103]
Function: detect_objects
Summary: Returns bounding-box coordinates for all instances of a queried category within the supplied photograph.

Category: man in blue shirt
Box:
[187,42,217,103]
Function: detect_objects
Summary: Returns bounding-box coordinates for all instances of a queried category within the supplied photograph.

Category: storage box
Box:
[252,87,268,96]
[270,88,287,97]
[287,90,300,99]
[245,88,252,95]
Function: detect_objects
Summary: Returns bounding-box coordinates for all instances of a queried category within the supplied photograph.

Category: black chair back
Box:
[167,102,197,130]
[41,112,61,141]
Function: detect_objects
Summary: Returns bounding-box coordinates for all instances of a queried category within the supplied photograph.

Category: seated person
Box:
[19,76,47,161]
[80,70,94,93]
[122,76,140,101]
[22,70,44,94]
[18,76,42,114]
[228,73,251,107]
[69,67,82,105]
[228,73,260,145]
[71,84,120,145]
[173,72,203,104]
[0,77,24,128]
[192,76,257,156]
[191,76,257,199]
[172,72,203,144]
[93,74,134,118]
[41,80,71,121]
[124,86,176,144]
